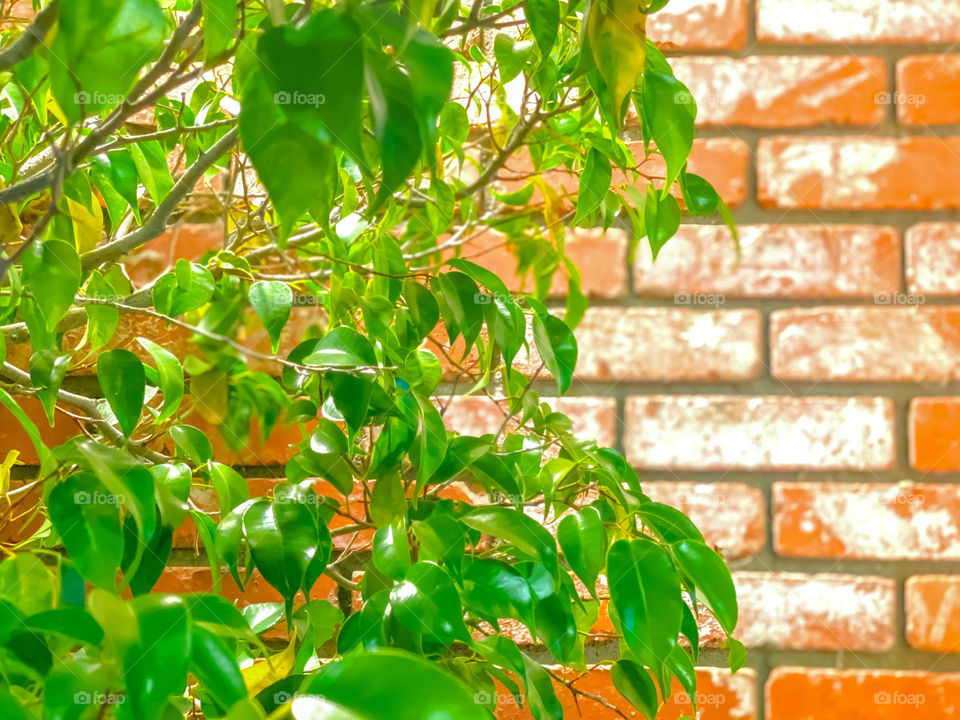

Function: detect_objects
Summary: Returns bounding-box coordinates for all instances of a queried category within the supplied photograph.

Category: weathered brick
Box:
[896,56,960,125]
[446,227,628,299]
[496,666,758,720]
[634,224,900,299]
[0,397,81,465]
[910,398,960,472]
[672,56,886,127]
[575,307,762,382]
[906,223,960,295]
[649,0,747,51]
[126,222,224,286]
[441,396,617,448]
[734,572,895,652]
[758,137,960,210]
[906,576,960,653]
[770,308,960,382]
[775,482,960,560]
[766,667,960,719]
[625,397,895,471]
[643,482,765,559]
[757,0,960,43]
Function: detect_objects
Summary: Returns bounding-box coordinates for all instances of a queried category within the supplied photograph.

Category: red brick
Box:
[642,482,765,559]
[0,398,82,465]
[635,224,900,299]
[775,482,960,560]
[906,576,960,653]
[757,0,960,43]
[446,227,628,299]
[766,668,960,720]
[499,138,748,210]
[649,0,747,51]
[496,666,757,720]
[153,566,338,606]
[758,137,960,210]
[910,398,960,472]
[906,223,960,295]
[771,308,960,382]
[672,56,886,127]
[896,56,960,125]
[441,396,617,448]
[625,397,895,471]
[574,308,762,383]
[734,572,895,652]
[126,222,224,287]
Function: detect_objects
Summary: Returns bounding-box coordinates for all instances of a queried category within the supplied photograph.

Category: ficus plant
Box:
[0,0,742,718]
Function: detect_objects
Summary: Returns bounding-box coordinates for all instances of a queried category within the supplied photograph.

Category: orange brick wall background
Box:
[7,0,960,718]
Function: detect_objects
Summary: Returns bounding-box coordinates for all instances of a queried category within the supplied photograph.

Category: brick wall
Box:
[7,0,960,718]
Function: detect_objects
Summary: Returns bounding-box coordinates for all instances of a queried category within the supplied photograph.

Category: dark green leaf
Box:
[97,349,145,437]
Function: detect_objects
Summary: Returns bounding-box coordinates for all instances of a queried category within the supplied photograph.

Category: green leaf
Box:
[84,271,120,351]
[153,260,215,317]
[462,507,558,580]
[643,69,696,191]
[201,0,237,64]
[367,55,423,207]
[29,350,69,426]
[170,425,214,465]
[672,539,738,635]
[305,326,377,369]
[680,172,720,216]
[137,337,185,423]
[463,559,533,624]
[494,34,534,83]
[607,537,683,667]
[638,502,705,545]
[644,185,681,260]
[23,608,104,647]
[726,636,748,673]
[0,388,53,472]
[531,308,577,394]
[557,506,605,597]
[527,0,559,55]
[301,649,490,720]
[97,349,145,437]
[611,659,659,720]
[249,281,293,353]
[124,595,190,720]
[48,473,123,589]
[239,72,338,242]
[586,0,647,126]
[48,0,166,122]
[190,624,247,709]
[130,140,175,203]
[389,561,468,644]
[573,148,612,224]
[242,497,332,618]
[415,394,447,492]
[256,8,365,162]
[372,521,411,580]
[206,461,250,516]
[22,240,81,332]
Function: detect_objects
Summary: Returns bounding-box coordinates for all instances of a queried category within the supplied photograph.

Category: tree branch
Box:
[0,0,58,72]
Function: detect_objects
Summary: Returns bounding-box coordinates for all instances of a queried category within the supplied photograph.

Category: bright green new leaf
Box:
[249,281,294,352]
